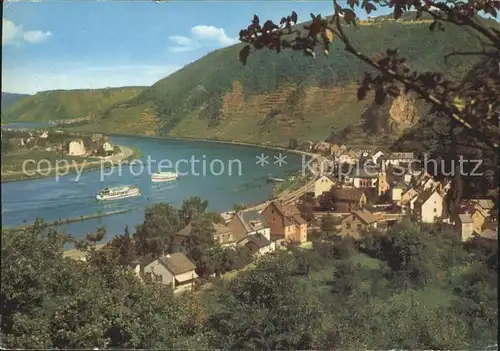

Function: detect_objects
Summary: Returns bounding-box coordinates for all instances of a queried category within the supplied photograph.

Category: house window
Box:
[357,224,362,229]
[345,223,351,229]
[433,208,437,212]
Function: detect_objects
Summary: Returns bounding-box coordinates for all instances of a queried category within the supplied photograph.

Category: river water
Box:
[1,135,304,242]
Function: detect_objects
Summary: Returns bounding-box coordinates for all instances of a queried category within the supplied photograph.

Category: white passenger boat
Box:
[151,171,179,182]
[96,185,141,201]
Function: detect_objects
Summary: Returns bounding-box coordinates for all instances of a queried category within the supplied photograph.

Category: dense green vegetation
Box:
[2,197,497,349]
[3,87,145,122]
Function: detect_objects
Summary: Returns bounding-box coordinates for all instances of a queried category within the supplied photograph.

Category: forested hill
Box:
[9,14,496,145]
[86,15,489,144]
[3,87,145,122]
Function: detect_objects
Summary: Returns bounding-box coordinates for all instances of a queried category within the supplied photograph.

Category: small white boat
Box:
[96,185,141,201]
[151,171,179,182]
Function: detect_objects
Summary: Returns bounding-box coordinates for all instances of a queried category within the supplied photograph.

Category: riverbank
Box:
[64,128,317,157]
[3,209,133,233]
[1,145,142,183]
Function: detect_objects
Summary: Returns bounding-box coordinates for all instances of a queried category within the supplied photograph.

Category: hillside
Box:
[3,87,145,122]
[1,93,30,113]
[79,16,487,145]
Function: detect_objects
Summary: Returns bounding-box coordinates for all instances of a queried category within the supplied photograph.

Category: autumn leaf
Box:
[291,11,298,24]
[365,2,376,14]
[347,0,359,9]
[343,9,357,24]
[253,14,260,24]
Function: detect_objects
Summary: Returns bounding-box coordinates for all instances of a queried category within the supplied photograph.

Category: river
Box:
[1,135,304,242]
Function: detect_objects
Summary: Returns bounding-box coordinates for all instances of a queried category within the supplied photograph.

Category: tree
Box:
[206,246,237,278]
[377,220,445,288]
[1,222,208,349]
[133,203,181,257]
[106,230,137,267]
[207,253,326,349]
[179,197,208,226]
[288,137,298,149]
[84,225,106,246]
[184,214,217,276]
[331,261,362,297]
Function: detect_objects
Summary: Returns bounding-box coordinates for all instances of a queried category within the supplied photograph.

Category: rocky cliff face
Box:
[360,92,419,136]
[389,93,420,127]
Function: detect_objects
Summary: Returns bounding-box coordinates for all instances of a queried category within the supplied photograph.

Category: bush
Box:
[333,236,358,260]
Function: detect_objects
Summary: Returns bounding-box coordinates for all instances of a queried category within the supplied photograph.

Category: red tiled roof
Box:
[269,201,306,226]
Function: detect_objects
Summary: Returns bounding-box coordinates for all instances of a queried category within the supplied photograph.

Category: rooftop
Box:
[353,208,378,225]
[159,253,197,275]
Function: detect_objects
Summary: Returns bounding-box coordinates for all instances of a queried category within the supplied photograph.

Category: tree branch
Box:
[330,0,499,152]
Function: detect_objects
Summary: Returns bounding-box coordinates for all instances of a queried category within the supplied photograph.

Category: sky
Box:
[2,0,391,94]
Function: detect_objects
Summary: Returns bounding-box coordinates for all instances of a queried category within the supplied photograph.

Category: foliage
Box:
[133,203,182,257]
[3,212,498,349]
[0,220,208,349]
[207,253,326,349]
[178,196,209,226]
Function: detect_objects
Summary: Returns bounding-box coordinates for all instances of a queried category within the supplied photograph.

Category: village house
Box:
[400,187,420,213]
[236,233,275,257]
[68,139,86,156]
[385,152,415,166]
[471,199,495,218]
[328,188,368,212]
[132,253,198,292]
[103,141,114,155]
[172,221,242,253]
[455,200,487,234]
[344,164,378,188]
[391,181,408,203]
[227,209,271,239]
[413,189,443,223]
[261,201,308,243]
[313,175,336,197]
[340,208,379,238]
[455,213,475,241]
[39,130,49,139]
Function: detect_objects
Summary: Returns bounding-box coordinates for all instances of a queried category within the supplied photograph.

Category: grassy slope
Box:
[1,93,31,112]
[84,16,484,145]
[3,87,146,122]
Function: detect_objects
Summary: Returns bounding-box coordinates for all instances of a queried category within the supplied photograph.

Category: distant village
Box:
[1,128,120,158]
